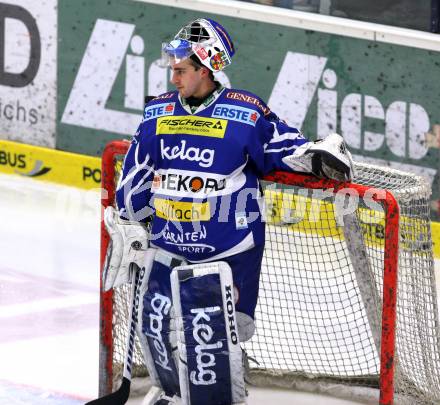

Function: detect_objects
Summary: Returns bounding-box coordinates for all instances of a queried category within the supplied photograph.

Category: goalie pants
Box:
[141,243,264,397]
[150,243,264,317]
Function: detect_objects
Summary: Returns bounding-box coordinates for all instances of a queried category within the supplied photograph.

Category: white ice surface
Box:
[0,174,100,404]
[0,173,439,405]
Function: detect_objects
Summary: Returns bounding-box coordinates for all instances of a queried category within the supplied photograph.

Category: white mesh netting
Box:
[103,157,440,405]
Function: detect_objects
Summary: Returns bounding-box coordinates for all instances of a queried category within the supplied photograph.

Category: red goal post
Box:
[99,139,440,405]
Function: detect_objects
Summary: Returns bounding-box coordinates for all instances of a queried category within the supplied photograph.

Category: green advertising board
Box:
[57,0,439,217]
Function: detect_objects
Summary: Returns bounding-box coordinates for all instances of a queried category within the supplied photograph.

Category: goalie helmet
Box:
[162,18,235,72]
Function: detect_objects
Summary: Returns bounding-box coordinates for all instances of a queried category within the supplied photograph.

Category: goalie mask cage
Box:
[99,140,440,405]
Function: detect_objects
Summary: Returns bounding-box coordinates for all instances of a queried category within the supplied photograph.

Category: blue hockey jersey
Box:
[116,86,307,262]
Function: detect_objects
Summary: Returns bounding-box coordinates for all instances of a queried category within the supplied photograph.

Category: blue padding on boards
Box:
[180,273,232,405]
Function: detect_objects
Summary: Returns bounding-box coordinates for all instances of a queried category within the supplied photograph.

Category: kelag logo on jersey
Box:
[160,139,214,168]
[212,104,260,127]
[156,116,227,138]
[143,102,175,122]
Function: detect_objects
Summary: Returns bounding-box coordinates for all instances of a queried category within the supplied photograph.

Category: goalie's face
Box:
[170,59,209,99]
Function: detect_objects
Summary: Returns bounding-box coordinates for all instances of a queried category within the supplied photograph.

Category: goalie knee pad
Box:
[171,261,246,405]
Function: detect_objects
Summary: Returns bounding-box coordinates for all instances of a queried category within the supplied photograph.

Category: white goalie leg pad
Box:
[143,389,183,405]
[142,386,183,405]
[282,132,355,181]
[102,206,149,291]
[171,261,246,405]
[142,386,163,405]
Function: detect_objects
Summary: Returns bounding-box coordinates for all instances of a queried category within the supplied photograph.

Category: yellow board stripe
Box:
[265,189,440,259]
[0,140,438,258]
[433,222,440,259]
[0,140,101,190]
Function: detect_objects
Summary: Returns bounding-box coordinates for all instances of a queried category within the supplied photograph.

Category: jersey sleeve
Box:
[248,105,309,176]
[115,124,155,223]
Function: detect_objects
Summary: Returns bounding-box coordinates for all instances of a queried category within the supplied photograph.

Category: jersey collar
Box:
[179,82,225,114]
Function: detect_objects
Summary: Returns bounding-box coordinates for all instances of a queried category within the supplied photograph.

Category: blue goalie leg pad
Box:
[138,258,181,397]
[171,262,246,405]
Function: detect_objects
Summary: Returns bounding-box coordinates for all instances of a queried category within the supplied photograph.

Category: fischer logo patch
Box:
[212,104,260,127]
[143,102,175,122]
[156,116,227,138]
[154,199,211,222]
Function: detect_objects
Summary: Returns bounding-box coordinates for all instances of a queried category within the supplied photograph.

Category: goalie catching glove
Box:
[102,206,149,291]
[282,133,355,181]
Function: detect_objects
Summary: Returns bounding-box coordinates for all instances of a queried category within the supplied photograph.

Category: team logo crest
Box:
[210,52,228,71]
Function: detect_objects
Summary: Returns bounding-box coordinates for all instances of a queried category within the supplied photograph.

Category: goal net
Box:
[99,140,440,405]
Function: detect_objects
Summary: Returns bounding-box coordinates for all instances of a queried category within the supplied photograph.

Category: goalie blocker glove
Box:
[102,206,149,291]
[282,133,355,182]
